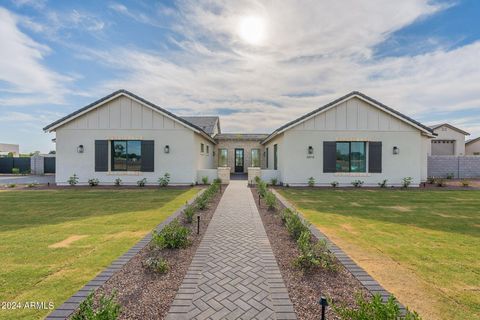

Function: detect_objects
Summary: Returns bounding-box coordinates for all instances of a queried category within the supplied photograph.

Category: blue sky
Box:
[0,0,479,153]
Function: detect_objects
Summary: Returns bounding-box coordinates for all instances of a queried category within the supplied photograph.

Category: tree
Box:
[48,150,56,154]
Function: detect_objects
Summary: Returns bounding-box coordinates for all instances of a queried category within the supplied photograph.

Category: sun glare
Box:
[238,15,266,46]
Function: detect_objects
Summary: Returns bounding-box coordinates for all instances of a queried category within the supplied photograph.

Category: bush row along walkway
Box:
[167,180,296,320]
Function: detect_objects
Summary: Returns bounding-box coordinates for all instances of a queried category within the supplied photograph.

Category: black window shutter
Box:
[323,141,337,173]
[95,140,108,172]
[141,140,155,172]
[369,142,382,173]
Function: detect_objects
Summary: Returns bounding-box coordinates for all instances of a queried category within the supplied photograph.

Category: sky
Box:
[0,0,480,153]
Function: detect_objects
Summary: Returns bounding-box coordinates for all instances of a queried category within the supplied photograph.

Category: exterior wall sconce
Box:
[77,145,84,153]
[308,146,314,154]
[164,145,170,153]
[393,146,399,155]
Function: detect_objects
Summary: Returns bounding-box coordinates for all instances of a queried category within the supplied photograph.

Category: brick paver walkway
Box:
[167,181,296,320]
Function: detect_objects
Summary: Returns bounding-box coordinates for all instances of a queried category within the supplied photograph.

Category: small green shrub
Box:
[114,178,122,186]
[435,178,446,187]
[285,212,309,240]
[254,176,261,184]
[446,172,454,179]
[195,195,208,210]
[378,179,388,188]
[213,178,222,184]
[143,256,169,274]
[426,176,435,184]
[152,219,191,249]
[331,293,422,320]
[351,180,364,188]
[257,180,268,198]
[27,183,37,188]
[137,178,147,187]
[265,191,277,211]
[158,173,171,187]
[308,177,315,187]
[88,178,99,187]
[71,291,121,320]
[461,179,470,187]
[402,177,413,188]
[183,205,196,223]
[7,183,16,188]
[331,181,339,188]
[270,178,278,186]
[11,168,20,174]
[294,232,336,271]
[202,176,209,185]
[68,174,79,186]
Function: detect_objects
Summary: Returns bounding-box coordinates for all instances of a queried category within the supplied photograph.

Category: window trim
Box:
[200,143,204,153]
[251,148,260,167]
[111,140,142,172]
[218,148,228,167]
[335,141,367,173]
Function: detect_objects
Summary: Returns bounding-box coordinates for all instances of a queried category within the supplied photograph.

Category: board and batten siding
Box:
[55,95,213,185]
[279,97,430,186]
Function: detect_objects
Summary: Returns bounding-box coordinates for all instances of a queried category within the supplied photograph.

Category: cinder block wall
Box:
[427,156,480,178]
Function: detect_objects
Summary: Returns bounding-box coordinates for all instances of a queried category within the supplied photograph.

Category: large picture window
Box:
[251,149,260,167]
[336,142,366,172]
[218,149,228,167]
[112,140,142,171]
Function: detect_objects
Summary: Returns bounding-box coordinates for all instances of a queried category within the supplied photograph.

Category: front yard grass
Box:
[0,187,199,320]
[279,188,480,320]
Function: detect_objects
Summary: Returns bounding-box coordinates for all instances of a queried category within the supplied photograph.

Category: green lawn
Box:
[279,188,480,320]
[0,187,198,320]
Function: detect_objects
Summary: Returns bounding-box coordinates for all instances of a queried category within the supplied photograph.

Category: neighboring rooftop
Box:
[181,116,220,136]
[215,133,269,141]
[466,137,480,144]
[429,123,470,136]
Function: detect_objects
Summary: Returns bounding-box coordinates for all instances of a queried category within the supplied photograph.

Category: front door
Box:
[235,148,244,173]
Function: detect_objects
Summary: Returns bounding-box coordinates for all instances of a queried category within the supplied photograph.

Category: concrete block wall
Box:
[427,156,480,178]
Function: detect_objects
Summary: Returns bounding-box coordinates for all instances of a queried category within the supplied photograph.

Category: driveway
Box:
[0,175,55,185]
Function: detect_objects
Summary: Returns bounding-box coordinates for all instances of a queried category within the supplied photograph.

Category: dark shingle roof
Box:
[181,116,220,135]
[215,133,269,141]
[262,91,436,144]
[429,123,470,136]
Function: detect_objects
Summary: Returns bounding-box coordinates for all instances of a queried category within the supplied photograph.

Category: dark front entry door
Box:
[234,149,244,173]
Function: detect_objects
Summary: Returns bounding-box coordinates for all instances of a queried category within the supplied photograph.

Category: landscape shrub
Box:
[11,168,20,174]
[213,178,222,184]
[68,174,79,186]
[195,194,208,210]
[426,176,435,184]
[265,191,277,211]
[461,179,470,187]
[308,177,315,187]
[294,232,336,271]
[285,211,310,241]
[143,256,169,274]
[152,219,191,249]
[257,180,268,198]
[195,181,220,210]
[331,293,421,320]
[378,179,388,188]
[137,178,147,187]
[402,177,413,188]
[446,172,454,179]
[202,176,209,185]
[27,183,37,188]
[435,178,446,187]
[351,180,364,188]
[88,178,99,187]
[158,173,171,187]
[254,176,261,184]
[331,181,339,188]
[7,183,16,188]
[114,178,122,186]
[270,178,278,186]
[71,291,121,320]
[183,205,196,223]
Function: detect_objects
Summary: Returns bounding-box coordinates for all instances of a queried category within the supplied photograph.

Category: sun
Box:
[238,15,266,46]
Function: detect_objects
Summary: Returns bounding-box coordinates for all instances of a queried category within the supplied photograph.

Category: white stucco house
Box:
[466,137,480,155]
[428,123,470,156]
[44,90,436,186]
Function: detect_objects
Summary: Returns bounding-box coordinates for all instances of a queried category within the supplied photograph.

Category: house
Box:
[44,90,435,186]
[0,143,20,157]
[428,123,470,156]
[466,137,480,155]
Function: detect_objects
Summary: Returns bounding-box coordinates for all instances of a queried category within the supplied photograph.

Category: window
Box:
[274,144,278,170]
[218,149,228,167]
[206,145,209,154]
[335,142,366,172]
[265,147,269,168]
[200,143,204,153]
[251,149,260,167]
[111,140,142,171]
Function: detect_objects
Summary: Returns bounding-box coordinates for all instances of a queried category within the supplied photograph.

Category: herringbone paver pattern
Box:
[167,181,296,320]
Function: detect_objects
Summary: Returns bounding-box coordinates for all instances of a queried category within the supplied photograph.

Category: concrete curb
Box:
[45,188,205,320]
[270,189,407,313]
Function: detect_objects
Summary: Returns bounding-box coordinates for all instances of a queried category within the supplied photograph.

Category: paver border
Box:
[45,188,206,320]
[270,189,407,313]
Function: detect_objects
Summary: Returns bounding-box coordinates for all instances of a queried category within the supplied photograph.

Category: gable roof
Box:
[262,91,436,144]
[181,116,220,136]
[43,89,217,144]
[429,123,470,136]
[466,137,480,145]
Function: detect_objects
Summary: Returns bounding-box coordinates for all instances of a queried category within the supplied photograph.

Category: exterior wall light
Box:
[164,145,170,154]
[308,146,314,154]
[393,146,399,155]
[77,145,84,153]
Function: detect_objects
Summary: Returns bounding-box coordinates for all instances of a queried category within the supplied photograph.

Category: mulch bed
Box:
[73,187,224,319]
[0,184,194,191]
[251,187,368,320]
